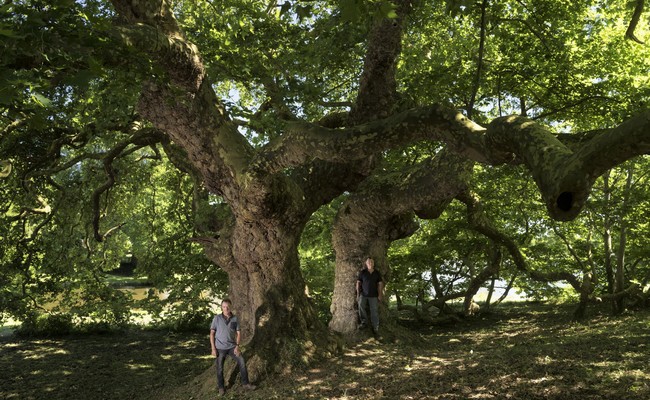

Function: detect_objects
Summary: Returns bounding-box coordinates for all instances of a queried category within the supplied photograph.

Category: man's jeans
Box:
[358,295,379,331]
[216,347,250,389]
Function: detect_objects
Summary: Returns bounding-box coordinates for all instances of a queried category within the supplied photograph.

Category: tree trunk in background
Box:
[329,151,472,334]
[602,171,615,294]
[613,166,634,314]
[484,277,496,311]
[463,244,501,315]
[573,271,595,321]
[329,213,418,333]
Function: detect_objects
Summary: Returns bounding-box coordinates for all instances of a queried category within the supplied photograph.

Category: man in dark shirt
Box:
[356,257,384,335]
[210,298,256,396]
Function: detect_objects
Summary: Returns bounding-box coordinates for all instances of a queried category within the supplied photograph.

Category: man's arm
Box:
[234,330,242,356]
[210,329,217,356]
[356,280,361,297]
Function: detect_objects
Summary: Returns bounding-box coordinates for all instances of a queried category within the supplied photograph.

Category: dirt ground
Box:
[2,302,649,400]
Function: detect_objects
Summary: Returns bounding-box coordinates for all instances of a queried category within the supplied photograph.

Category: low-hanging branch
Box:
[625,0,645,44]
[455,190,582,291]
[90,129,167,242]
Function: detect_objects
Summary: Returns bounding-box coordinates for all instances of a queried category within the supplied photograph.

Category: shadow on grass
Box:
[2,303,650,400]
[0,330,213,400]
[240,302,650,400]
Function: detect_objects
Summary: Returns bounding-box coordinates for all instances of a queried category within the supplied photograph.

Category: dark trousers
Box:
[216,348,250,389]
[358,295,379,331]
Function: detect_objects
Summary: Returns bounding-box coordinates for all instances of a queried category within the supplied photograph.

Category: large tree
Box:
[2,0,650,384]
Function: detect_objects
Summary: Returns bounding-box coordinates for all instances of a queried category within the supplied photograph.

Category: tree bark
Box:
[329,150,472,333]
[202,218,337,380]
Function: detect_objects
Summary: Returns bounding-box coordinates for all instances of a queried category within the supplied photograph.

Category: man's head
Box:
[221,298,233,315]
[365,257,374,271]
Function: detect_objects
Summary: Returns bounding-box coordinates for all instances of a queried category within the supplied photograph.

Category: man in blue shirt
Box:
[356,257,384,335]
[210,298,256,396]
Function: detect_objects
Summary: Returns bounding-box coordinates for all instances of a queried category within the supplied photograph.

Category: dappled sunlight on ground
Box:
[2,303,650,399]
[238,303,650,400]
[0,331,212,400]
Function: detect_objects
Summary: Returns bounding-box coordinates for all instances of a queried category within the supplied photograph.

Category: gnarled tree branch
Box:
[455,190,582,290]
[626,0,645,44]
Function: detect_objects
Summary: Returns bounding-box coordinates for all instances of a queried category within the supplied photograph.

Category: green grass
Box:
[103,274,152,287]
[2,302,649,399]
[0,330,212,400]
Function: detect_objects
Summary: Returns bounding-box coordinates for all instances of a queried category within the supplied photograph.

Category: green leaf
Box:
[340,0,361,22]
[32,93,52,108]
[379,1,397,19]
[0,28,23,38]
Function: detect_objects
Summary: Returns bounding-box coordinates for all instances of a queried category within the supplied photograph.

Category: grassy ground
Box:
[2,302,649,400]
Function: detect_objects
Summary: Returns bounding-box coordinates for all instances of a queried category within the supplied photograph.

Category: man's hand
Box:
[211,348,216,357]
[234,345,241,357]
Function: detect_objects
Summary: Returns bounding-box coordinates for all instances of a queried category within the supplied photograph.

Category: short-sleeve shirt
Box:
[210,313,239,350]
[357,268,383,297]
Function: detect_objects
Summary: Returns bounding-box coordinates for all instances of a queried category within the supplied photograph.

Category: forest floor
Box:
[1,301,649,400]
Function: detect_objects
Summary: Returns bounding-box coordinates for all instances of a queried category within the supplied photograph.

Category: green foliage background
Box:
[1,0,649,331]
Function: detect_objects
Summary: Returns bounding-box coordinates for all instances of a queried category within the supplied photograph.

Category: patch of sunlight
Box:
[126,363,154,370]
[131,311,153,326]
[529,376,555,384]
[536,355,553,365]
[623,351,646,359]
[419,355,447,363]
[593,361,617,368]
[30,370,43,375]
[348,364,368,374]
[258,311,270,328]
[25,348,70,359]
[611,369,648,379]
[161,354,172,360]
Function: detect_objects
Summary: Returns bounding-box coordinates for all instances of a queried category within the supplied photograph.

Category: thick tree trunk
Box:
[329,213,417,333]
[329,151,472,333]
[204,218,336,382]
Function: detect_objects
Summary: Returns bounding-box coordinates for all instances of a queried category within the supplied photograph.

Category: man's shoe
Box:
[218,387,225,396]
[243,383,256,391]
[358,323,367,330]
